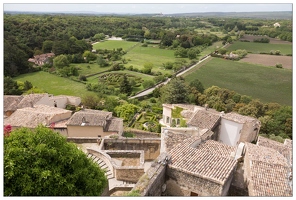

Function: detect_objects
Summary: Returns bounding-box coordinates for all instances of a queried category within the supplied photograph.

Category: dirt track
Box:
[240,54,292,69]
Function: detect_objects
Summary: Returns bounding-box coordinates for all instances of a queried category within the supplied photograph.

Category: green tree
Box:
[187,49,197,59]
[189,79,204,93]
[24,80,33,91]
[114,103,139,121]
[53,54,70,68]
[142,80,155,89]
[119,75,132,95]
[96,55,108,67]
[142,63,153,74]
[4,76,22,95]
[4,126,108,196]
[93,33,105,41]
[83,51,97,63]
[42,40,53,53]
[160,78,189,104]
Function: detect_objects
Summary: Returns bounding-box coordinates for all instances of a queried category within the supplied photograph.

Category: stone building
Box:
[66,109,123,137]
[28,52,55,66]
[4,104,72,132]
[165,134,238,196]
[161,104,261,146]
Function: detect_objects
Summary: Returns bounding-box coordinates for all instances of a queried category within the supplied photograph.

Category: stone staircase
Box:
[87,153,114,180]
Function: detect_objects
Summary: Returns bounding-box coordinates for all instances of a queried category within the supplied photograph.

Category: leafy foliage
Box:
[4,126,108,196]
[160,77,189,104]
[4,76,22,95]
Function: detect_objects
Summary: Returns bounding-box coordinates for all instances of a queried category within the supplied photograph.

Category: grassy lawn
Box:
[13,71,97,97]
[183,58,292,106]
[92,40,138,51]
[70,63,111,76]
[123,45,183,75]
[226,41,292,55]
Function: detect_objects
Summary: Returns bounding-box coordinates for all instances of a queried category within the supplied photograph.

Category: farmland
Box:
[240,54,292,69]
[122,44,186,74]
[183,57,292,106]
[226,41,292,55]
[240,35,292,44]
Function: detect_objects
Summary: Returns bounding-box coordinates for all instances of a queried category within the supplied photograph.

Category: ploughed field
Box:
[240,54,292,69]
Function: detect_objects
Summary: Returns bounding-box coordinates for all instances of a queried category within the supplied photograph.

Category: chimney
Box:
[204,104,209,111]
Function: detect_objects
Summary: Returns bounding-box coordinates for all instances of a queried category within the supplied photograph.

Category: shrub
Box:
[79,75,87,81]
[276,63,283,68]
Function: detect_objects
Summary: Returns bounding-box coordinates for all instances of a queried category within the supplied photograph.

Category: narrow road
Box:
[129,55,211,99]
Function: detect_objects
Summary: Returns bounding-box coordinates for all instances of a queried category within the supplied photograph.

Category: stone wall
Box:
[115,168,145,183]
[166,167,224,196]
[124,128,160,138]
[239,121,260,144]
[131,153,168,196]
[67,137,98,143]
[102,138,161,161]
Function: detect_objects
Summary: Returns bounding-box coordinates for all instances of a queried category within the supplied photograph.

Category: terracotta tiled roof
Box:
[187,109,221,130]
[256,136,292,165]
[245,142,292,196]
[17,93,48,109]
[222,112,257,123]
[104,117,123,132]
[4,95,24,112]
[248,160,292,196]
[180,109,195,120]
[66,109,112,126]
[245,143,288,166]
[163,130,194,152]
[4,105,72,128]
[169,138,237,184]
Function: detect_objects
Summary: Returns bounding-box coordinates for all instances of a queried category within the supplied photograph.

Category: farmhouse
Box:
[28,52,55,66]
[161,104,260,146]
[66,109,123,137]
[273,22,281,28]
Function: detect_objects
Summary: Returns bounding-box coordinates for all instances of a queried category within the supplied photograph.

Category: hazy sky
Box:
[3,1,293,14]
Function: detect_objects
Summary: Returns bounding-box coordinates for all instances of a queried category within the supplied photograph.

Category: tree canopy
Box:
[160,77,189,104]
[4,126,108,196]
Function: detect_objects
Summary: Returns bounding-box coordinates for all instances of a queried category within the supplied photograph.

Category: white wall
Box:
[219,118,243,146]
[162,106,172,126]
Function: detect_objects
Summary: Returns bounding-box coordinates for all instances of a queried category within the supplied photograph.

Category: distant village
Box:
[4,93,292,196]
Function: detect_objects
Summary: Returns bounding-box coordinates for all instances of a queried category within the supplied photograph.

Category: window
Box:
[166,116,170,124]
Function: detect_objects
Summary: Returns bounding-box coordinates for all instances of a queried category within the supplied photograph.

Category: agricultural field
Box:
[122,45,185,75]
[92,40,139,51]
[227,41,292,55]
[13,71,96,97]
[183,57,292,106]
[240,54,292,69]
[240,35,292,44]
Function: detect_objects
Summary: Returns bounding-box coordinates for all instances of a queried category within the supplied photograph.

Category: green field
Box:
[123,45,189,74]
[199,41,224,57]
[183,58,292,106]
[226,41,292,55]
[70,63,111,76]
[92,40,139,51]
[13,71,96,97]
